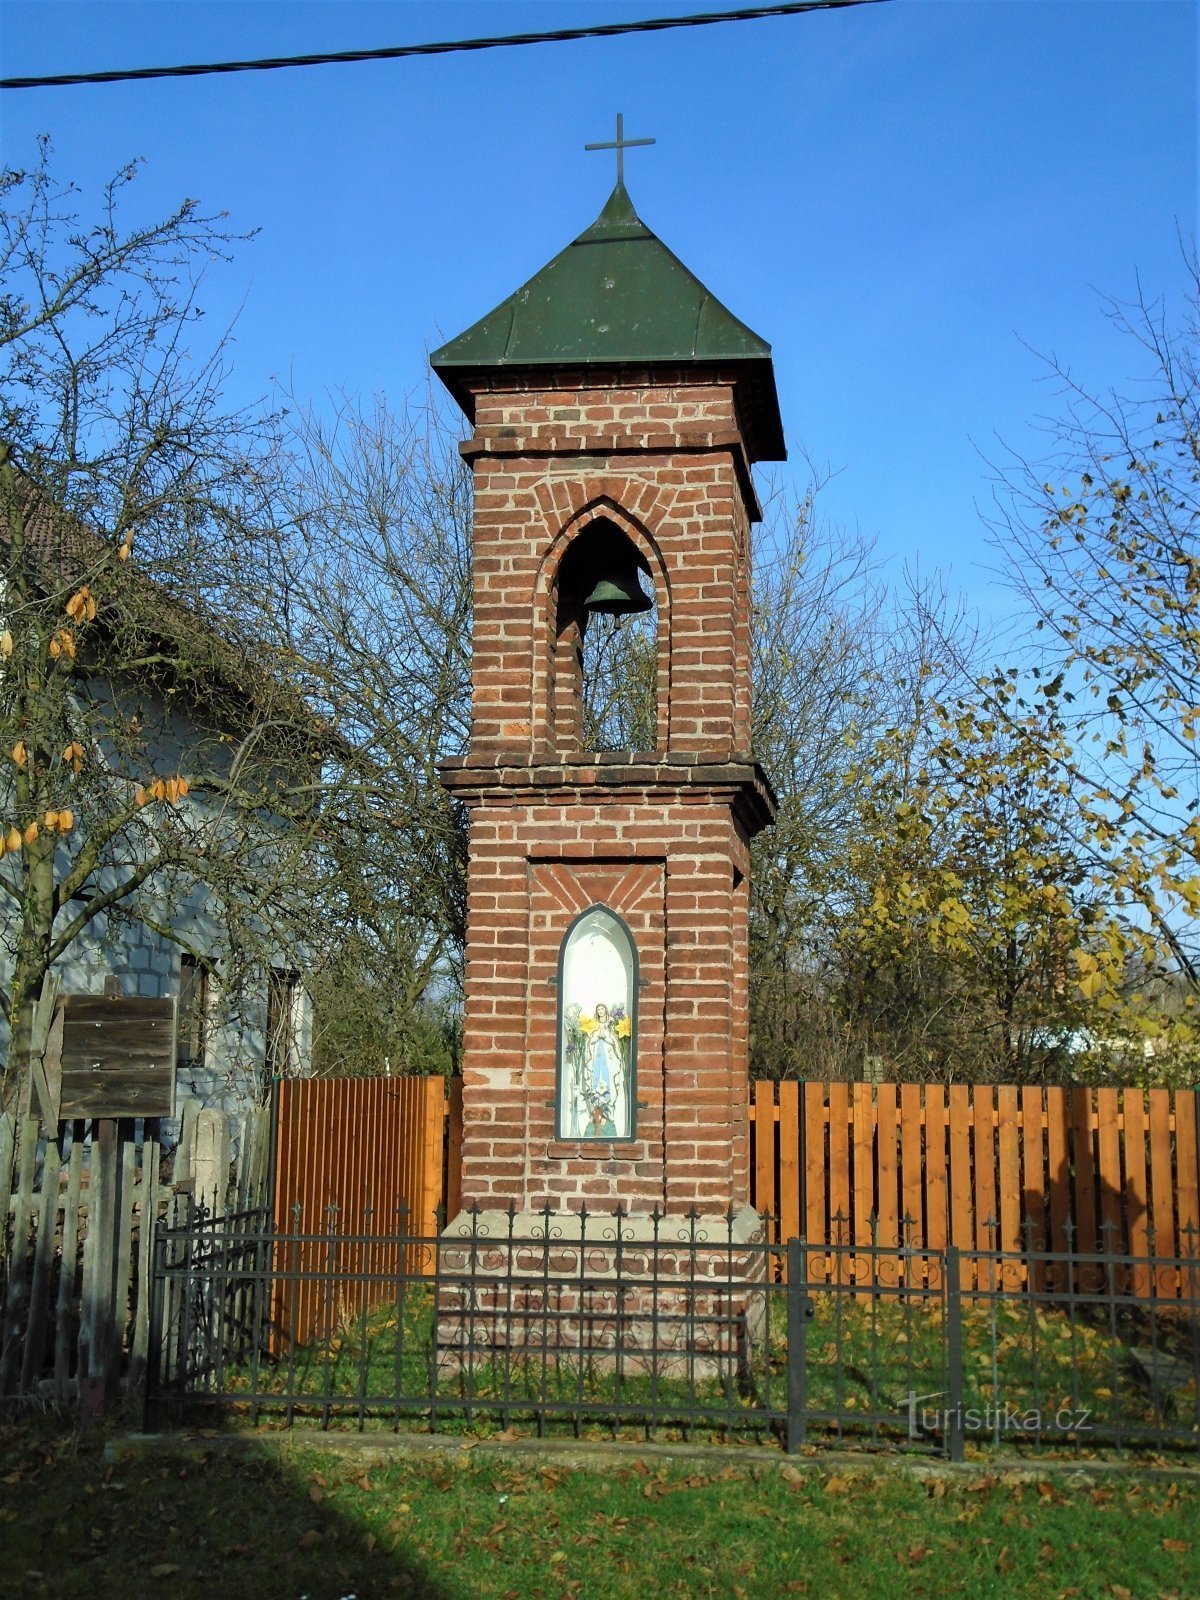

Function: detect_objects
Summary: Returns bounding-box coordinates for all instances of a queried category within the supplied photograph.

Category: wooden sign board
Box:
[34,995,178,1121]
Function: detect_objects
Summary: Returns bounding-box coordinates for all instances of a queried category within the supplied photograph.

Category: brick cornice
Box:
[460,429,761,523]
[439,752,777,836]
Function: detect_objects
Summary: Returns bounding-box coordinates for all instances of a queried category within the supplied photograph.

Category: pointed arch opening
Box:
[555,904,639,1141]
[552,518,659,754]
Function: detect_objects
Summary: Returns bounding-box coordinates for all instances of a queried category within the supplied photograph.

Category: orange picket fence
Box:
[748,1081,1200,1296]
[266,1075,1199,1339]
[270,1074,461,1347]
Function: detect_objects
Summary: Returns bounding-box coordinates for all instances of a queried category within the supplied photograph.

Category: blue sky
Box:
[2,1,1195,621]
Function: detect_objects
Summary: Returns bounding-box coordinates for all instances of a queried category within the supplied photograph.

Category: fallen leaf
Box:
[1162,1540,1189,1554]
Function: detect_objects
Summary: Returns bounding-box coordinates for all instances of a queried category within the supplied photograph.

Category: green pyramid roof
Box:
[431,182,785,462]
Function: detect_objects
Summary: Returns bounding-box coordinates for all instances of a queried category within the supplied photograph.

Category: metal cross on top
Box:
[585,113,655,184]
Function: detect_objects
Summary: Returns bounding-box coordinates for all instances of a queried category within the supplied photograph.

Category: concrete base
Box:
[436,1206,768,1378]
[441,1204,764,1248]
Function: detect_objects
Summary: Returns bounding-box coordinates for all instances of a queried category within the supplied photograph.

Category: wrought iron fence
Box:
[144,1202,1200,1459]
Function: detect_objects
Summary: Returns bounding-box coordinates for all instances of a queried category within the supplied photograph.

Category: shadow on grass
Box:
[0,1411,461,1600]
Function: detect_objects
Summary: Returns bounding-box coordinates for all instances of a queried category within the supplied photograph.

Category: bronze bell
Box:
[582,558,653,617]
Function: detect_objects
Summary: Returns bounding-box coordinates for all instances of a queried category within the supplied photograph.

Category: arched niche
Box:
[555,905,638,1141]
[548,516,661,755]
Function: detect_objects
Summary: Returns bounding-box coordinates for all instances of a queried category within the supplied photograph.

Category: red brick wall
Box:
[463,370,754,760]
[446,367,769,1217]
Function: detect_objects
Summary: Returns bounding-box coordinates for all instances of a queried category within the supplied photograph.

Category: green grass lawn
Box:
[800,1290,1198,1450]
[1,1415,1198,1600]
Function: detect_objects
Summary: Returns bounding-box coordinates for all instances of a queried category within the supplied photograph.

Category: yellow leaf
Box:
[0,629,11,657]
[11,741,26,768]
[57,807,74,834]
[5,826,20,853]
[22,821,38,846]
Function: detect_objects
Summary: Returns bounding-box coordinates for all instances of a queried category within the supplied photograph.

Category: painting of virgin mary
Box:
[556,907,637,1141]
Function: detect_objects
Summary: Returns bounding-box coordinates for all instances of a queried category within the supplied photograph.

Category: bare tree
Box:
[988,257,1200,1001]
[0,143,325,1107]
[268,389,471,1074]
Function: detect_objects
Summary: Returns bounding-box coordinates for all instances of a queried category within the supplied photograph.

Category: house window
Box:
[555,905,638,1141]
[177,955,208,1071]
[267,967,302,1078]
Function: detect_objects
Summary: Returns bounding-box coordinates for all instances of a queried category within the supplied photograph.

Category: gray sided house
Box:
[1,498,315,1124]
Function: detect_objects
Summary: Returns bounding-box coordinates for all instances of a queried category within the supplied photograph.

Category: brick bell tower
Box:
[433,146,783,1243]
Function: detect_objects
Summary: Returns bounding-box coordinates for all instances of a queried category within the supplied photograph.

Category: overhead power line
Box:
[0,0,890,91]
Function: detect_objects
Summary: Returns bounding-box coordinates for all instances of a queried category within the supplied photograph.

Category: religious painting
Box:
[556,905,637,1141]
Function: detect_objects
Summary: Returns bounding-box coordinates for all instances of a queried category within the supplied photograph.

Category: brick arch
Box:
[531,490,673,753]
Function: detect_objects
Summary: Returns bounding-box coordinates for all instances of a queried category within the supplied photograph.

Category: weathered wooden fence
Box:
[748,1081,1200,1293]
[1,1101,271,1407]
[269,1074,459,1348]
